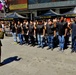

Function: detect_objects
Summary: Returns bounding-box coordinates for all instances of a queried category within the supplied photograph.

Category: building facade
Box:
[1,0,76,20]
[28,0,76,19]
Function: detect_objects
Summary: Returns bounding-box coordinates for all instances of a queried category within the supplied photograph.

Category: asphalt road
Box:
[0,36,76,75]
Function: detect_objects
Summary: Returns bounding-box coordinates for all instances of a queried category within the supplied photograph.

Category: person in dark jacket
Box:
[36,20,45,48]
[22,20,29,44]
[57,17,67,52]
[0,23,3,66]
[63,18,68,49]
[16,21,23,45]
[45,19,56,50]
[28,20,35,46]
[71,17,76,53]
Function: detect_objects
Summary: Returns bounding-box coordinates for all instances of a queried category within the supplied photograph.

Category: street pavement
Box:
[0,36,76,75]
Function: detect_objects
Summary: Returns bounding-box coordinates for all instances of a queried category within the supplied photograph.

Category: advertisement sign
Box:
[7,0,28,10]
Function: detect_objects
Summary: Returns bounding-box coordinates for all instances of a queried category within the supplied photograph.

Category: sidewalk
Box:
[0,36,76,75]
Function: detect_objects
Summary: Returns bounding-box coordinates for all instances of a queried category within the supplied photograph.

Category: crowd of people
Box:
[1,16,76,53]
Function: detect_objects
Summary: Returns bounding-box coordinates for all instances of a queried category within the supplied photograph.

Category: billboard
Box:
[7,0,28,10]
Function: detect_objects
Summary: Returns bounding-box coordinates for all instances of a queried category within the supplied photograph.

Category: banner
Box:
[7,0,28,10]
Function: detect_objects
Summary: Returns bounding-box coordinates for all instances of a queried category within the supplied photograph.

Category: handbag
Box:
[0,31,4,39]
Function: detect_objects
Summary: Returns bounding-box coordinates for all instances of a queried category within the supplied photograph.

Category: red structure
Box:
[7,0,28,10]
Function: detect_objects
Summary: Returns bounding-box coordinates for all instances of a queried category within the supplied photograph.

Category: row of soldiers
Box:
[10,17,76,52]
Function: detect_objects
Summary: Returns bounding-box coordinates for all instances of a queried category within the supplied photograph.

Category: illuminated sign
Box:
[66,14,76,17]
[8,0,28,10]
[40,16,51,19]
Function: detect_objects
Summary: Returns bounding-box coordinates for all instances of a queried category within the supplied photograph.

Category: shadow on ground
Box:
[2,56,22,65]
